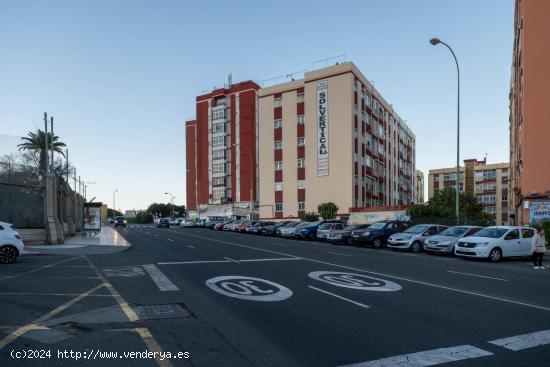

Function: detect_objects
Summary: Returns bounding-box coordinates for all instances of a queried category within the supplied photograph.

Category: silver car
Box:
[316,222,345,241]
[387,224,448,252]
[278,222,305,238]
[424,226,483,254]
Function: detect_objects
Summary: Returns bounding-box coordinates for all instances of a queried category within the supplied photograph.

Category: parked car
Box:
[108,217,115,224]
[157,218,170,228]
[206,216,228,229]
[424,226,483,255]
[180,220,196,228]
[215,220,234,231]
[237,221,255,233]
[358,220,413,248]
[295,220,342,241]
[114,216,127,228]
[327,224,370,245]
[252,221,276,234]
[260,221,294,236]
[316,222,345,241]
[225,220,245,231]
[195,219,207,228]
[153,218,161,225]
[387,224,448,252]
[0,221,24,264]
[168,217,182,226]
[349,225,373,245]
[278,221,304,238]
[455,226,537,262]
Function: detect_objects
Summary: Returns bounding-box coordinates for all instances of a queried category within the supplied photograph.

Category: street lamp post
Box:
[165,192,175,217]
[430,37,460,225]
[113,189,119,217]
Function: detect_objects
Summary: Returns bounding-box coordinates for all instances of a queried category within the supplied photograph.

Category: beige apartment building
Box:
[258,62,416,219]
[428,159,510,225]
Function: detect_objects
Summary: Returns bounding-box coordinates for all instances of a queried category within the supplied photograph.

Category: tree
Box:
[300,211,319,222]
[17,129,66,174]
[128,211,153,224]
[408,188,491,226]
[317,202,339,220]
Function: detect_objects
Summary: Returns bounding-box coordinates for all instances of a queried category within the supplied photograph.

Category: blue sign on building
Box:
[530,201,550,224]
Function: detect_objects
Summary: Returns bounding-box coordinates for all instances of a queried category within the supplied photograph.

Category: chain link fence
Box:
[0,160,44,228]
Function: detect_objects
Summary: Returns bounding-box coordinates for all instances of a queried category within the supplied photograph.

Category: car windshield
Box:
[345,224,367,231]
[439,226,469,237]
[369,222,387,230]
[474,227,508,238]
[318,223,332,230]
[115,216,124,220]
[404,225,429,234]
[299,221,319,228]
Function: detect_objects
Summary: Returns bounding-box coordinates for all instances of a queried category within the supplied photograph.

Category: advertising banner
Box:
[348,210,411,225]
[317,80,329,176]
[530,201,550,225]
[83,202,102,231]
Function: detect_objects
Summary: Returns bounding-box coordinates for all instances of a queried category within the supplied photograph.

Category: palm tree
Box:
[17,129,66,174]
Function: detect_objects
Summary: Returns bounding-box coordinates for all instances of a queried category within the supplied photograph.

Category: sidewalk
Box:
[24,226,132,256]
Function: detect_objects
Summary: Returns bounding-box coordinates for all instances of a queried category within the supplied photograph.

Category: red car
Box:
[234,221,252,233]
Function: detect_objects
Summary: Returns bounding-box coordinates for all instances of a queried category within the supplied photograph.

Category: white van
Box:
[455,226,536,262]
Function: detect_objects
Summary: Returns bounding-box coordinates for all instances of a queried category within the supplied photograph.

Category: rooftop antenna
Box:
[228,73,232,87]
[484,153,488,163]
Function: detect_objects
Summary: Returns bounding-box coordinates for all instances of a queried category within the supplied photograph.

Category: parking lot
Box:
[2,224,550,366]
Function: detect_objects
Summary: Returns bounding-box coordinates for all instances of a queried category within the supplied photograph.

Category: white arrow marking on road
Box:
[489,329,550,351]
[308,286,370,309]
[187,245,196,249]
[338,345,493,367]
[142,264,179,292]
[167,239,174,242]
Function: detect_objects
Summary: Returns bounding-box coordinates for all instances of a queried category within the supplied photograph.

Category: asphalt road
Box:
[1,225,550,367]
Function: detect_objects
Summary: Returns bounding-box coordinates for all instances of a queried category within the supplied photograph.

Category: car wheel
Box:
[308,233,315,241]
[0,245,19,264]
[488,248,502,262]
[411,241,422,253]
[372,238,382,249]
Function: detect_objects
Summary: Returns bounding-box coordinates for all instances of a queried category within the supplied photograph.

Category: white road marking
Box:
[159,260,232,265]
[327,251,353,257]
[102,266,145,278]
[168,230,550,312]
[309,271,401,292]
[146,231,151,234]
[187,245,196,249]
[238,257,302,262]
[338,345,493,367]
[304,258,550,312]
[142,264,179,292]
[206,276,293,302]
[308,286,370,309]
[489,329,550,351]
[224,257,240,263]
[167,239,174,242]
[447,270,509,282]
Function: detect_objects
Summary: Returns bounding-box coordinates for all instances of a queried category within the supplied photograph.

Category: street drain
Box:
[53,322,92,336]
[133,303,194,320]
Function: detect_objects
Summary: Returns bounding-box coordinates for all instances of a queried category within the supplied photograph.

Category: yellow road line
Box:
[134,328,175,367]
[0,283,104,350]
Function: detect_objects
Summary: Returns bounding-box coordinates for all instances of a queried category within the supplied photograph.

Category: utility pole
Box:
[50,116,54,175]
[43,112,48,177]
[113,189,119,217]
[66,149,69,182]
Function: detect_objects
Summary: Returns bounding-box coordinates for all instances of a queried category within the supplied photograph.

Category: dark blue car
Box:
[294,220,344,241]
[358,220,412,248]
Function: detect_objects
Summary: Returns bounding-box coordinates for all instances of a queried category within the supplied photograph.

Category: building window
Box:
[213,188,225,199]
[212,109,225,120]
[212,136,225,148]
[297,93,304,103]
[274,98,282,108]
[297,158,305,168]
[275,182,283,191]
[212,177,226,187]
[212,150,225,160]
[297,137,305,146]
[298,202,305,211]
[274,119,282,129]
[213,123,225,134]
[275,161,283,171]
[274,141,283,150]
[212,163,225,174]
[297,114,304,124]
[275,203,283,212]
[297,180,305,189]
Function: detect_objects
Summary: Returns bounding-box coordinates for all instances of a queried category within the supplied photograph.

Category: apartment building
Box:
[258,62,416,219]
[428,159,510,225]
[509,0,550,225]
[185,80,260,215]
[415,170,424,204]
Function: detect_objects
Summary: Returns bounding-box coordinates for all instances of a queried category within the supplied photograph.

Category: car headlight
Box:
[301,229,309,233]
[364,231,370,236]
[477,242,490,247]
[440,240,451,246]
[124,220,128,224]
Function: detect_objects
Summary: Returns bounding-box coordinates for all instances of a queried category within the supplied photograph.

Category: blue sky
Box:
[0,0,514,210]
